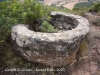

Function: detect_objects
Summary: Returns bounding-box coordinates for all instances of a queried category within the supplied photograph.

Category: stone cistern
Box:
[11,12,90,67]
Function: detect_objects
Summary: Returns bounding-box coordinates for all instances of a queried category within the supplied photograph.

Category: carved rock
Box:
[11,12,90,67]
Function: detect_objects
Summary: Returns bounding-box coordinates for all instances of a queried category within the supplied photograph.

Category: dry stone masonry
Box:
[50,12,78,30]
[11,12,90,67]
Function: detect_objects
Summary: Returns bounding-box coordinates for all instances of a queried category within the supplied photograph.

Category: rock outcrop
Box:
[11,12,90,67]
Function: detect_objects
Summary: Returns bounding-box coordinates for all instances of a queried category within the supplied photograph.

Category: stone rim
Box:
[12,12,90,47]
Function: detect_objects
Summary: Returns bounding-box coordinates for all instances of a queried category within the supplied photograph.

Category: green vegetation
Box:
[73,2,92,16]
[73,2,100,16]
[0,0,44,41]
[89,2,100,12]
[72,7,88,17]
[88,0,100,3]
[40,20,58,33]
[74,2,94,8]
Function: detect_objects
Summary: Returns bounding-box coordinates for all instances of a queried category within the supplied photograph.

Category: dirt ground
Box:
[69,15,100,75]
[71,24,100,75]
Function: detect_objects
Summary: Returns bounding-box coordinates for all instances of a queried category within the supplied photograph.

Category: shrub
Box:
[73,7,88,17]
[72,10,86,17]
[89,2,100,12]
[74,2,94,8]
[0,0,46,42]
[39,20,58,33]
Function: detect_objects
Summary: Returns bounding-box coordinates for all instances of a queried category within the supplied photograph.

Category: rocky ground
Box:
[69,14,100,75]
[71,21,100,75]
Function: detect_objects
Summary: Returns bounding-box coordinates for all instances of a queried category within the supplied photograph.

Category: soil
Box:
[70,14,100,75]
[71,24,100,75]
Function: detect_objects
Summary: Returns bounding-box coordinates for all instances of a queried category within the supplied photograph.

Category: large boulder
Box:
[11,12,90,67]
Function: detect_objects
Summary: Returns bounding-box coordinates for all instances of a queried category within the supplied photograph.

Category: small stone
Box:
[97,49,100,54]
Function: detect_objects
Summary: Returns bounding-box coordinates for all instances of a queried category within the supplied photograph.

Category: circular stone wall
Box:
[50,12,78,30]
[11,12,90,67]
